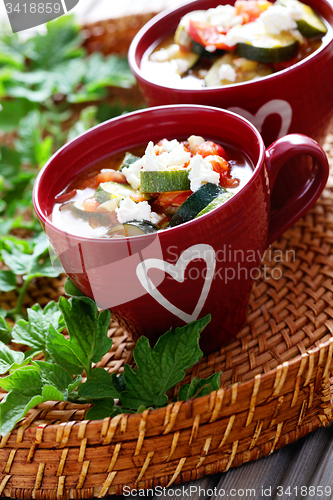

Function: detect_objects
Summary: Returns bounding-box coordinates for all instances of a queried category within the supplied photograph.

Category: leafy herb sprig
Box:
[0,15,140,316]
[0,295,221,436]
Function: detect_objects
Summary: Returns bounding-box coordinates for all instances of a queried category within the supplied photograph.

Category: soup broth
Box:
[52,137,254,239]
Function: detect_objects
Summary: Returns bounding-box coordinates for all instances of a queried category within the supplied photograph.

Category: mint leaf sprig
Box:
[0,233,62,321]
[0,295,221,436]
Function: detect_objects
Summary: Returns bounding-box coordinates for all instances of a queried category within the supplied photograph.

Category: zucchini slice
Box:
[140,170,190,193]
[235,24,299,63]
[195,191,234,217]
[95,181,143,204]
[119,152,140,172]
[71,202,105,220]
[277,0,327,38]
[205,53,273,87]
[169,183,223,227]
[109,221,158,237]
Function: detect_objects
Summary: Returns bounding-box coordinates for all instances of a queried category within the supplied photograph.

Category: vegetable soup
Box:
[52,136,253,238]
[141,0,329,89]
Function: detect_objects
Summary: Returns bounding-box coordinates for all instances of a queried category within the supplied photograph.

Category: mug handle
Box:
[265,134,329,247]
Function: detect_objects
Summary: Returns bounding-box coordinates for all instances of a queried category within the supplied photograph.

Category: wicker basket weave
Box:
[0,14,333,500]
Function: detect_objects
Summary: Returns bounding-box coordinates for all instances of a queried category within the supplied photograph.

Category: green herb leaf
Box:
[177,372,222,401]
[12,302,64,353]
[85,398,120,420]
[0,391,44,436]
[120,316,210,410]
[77,367,119,400]
[0,270,16,292]
[64,277,86,297]
[33,360,72,397]
[47,297,112,376]
[0,341,25,374]
[0,317,11,344]
[0,99,37,132]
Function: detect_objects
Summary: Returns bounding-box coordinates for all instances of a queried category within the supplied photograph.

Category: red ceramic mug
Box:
[128,0,333,204]
[33,105,329,353]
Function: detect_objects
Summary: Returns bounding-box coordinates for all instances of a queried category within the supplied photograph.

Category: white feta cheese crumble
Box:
[115,198,161,225]
[188,155,220,192]
[260,5,298,34]
[122,140,191,189]
[121,159,143,190]
[188,135,205,153]
[207,5,242,28]
[218,63,237,82]
[225,22,261,46]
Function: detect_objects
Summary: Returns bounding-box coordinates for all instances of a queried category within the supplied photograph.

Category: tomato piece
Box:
[235,0,272,23]
[55,189,77,203]
[79,176,99,190]
[130,193,149,203]
[83,198,100,212]
[156,191,192,209]
[196,141,228,159]
[96,169,127,184]
[188,20,233,50]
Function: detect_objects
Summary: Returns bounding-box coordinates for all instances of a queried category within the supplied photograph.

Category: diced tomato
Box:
[55,189,77,203]
[181,141,191,154]
[96,169,127,184]
[156,191,192,209]
[83,198,100,212]
[188,20,234,51]
[196,141,228,159]
[130,193,149,203]
[235,0,272,23]
[79,176,99,190]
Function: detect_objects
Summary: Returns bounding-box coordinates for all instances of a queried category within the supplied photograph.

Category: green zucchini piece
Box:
[195,191,234,217]
[119,152,140,172]
[140,170,190,193]
[205,53,273,87]
[169,183,223,227]
[277,0,327,38]
[71,202,104,220]
[109,221,158,237]
[95,181,142,204]
[236,27,299,63]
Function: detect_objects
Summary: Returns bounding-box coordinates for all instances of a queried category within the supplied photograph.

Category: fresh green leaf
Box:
[64,277,86,297]
[47,297,112,376]
[0,365,41,392]
[42,385,65,402]
[12,302,64,353]
[33,361,72,392]
[0,342,25,374]
[120,316,210,410]
[77,368,119,399]
[0,99,37,132]
[0,270,16,292]
[177,372,221,401]
[85,398,120,420]
[0,391,44,436]
[0,317,11,344]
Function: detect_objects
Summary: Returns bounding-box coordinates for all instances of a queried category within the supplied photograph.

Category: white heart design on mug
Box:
[136,244,216,323]
[228,99,293,139]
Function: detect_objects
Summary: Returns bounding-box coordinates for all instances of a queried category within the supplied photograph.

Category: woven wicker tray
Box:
[0,14,333,500]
